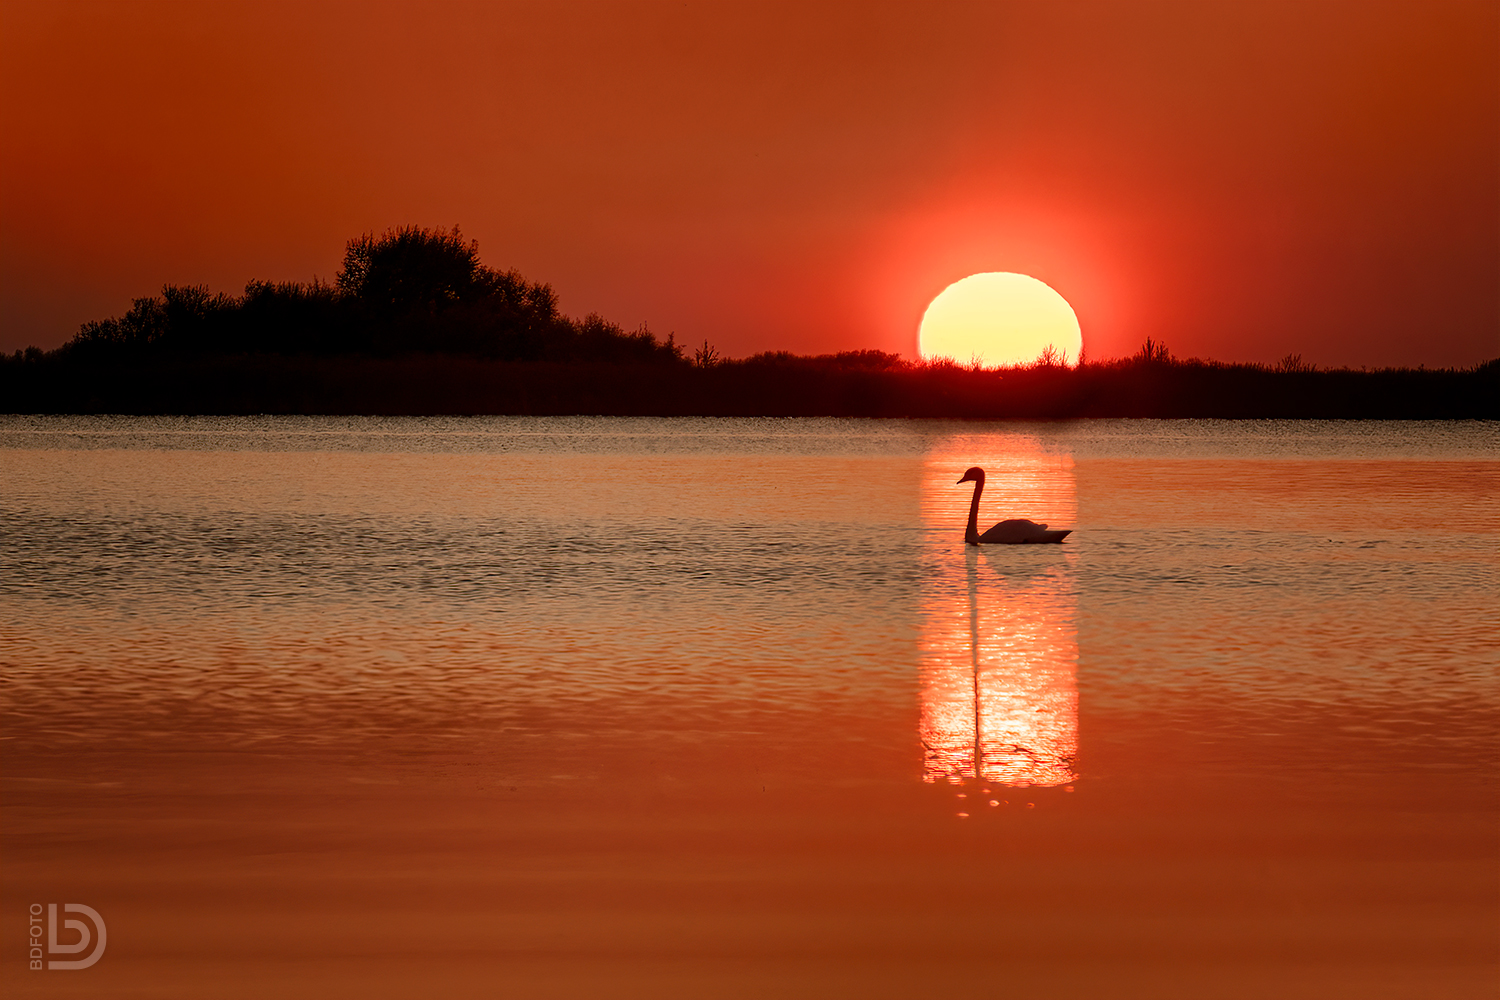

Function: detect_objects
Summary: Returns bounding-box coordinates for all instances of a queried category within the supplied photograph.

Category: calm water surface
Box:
[2,416,1496,998]
[5,416,1493,769]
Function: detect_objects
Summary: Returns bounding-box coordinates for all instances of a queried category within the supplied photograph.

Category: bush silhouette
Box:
[338,225,505,318]
[56,226,684,365]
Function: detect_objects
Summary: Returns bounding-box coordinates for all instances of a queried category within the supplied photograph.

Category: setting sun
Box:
[919,272,1083,367]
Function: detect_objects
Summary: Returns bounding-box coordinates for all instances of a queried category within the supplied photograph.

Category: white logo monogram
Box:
[28,903,107,970]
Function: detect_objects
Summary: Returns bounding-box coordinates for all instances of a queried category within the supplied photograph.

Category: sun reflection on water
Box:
[920,442,1078,789]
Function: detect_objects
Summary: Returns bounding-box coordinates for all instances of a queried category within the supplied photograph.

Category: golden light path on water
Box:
[919,441,1079,792]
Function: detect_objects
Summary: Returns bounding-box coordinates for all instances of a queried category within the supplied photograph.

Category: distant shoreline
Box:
[10,227,1492,419]
[3,353,1494,419]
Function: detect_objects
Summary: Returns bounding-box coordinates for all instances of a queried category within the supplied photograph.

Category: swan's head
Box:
[957,466,986,485]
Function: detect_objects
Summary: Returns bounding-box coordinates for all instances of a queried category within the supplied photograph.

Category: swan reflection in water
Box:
[920,452,1079,791]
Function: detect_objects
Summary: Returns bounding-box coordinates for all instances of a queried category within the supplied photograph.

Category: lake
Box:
[2,416,1496,998]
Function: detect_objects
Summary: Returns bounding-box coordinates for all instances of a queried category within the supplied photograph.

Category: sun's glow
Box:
[919,272,1082,367]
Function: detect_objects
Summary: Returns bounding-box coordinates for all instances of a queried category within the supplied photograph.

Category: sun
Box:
[919,272,1082,367]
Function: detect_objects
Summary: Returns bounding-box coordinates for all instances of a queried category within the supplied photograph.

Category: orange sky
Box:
[2,0,1495,366]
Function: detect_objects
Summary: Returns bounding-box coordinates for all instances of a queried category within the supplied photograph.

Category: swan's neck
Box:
[965,478,983,544]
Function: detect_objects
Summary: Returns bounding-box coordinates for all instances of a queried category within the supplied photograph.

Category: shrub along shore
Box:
[3,227,1494,418]
[5,350,1495,418]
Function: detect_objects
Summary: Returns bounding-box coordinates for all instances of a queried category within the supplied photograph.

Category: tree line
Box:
[55,226,683,365]
[2,225,1494,416]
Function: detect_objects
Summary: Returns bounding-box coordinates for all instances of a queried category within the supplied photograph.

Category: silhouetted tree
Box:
[68,284,236,356]
[336,225,484,314]
[54,225,690,364]
[693,339,720,367]
[236,279,345,354]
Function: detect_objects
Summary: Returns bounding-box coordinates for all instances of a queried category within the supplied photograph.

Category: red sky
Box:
[2,0,1496,366]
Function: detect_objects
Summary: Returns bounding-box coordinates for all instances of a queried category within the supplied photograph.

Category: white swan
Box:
[958,466,1072,544]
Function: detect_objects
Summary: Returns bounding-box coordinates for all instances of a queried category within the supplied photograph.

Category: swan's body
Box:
[958,466,1071,545]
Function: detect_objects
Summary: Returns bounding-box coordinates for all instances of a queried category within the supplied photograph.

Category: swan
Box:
[958,466,1072,544]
